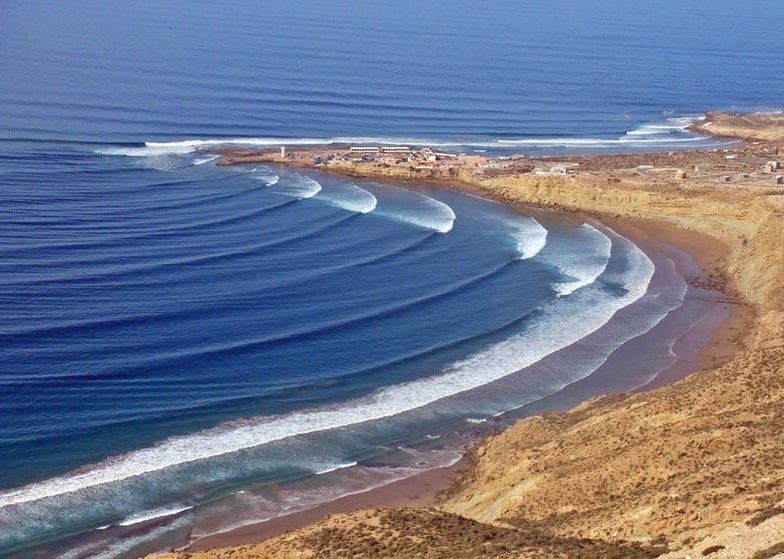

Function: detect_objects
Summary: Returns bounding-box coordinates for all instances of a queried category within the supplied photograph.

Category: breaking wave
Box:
[317,184,378,214]
[540,223,613,296]
[496,215,548,260]
[625,116,699,136]
[377,190,456,233]
[193,155,219,165]
[90,114,731,160]
[311,461,359,476]
[273,174,322,199]
[0,233,653,510]
[251,166,280,186]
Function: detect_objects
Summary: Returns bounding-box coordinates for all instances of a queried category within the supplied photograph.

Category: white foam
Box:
[625,116,698,136]
[137,136,470,154]
[497,116,708,149]
[498,136,702,148]
[0,232,653,510]
[542,223,613,296]
[312,462,359,475]
[117,504,193,527]
[95,118,727,161]
[193,155,219,165]
[377,189,456,233]
[95,145,197,157]
[498,215,548,260]
[317,184,378,214]
[274,175,322,199]
[251,168,280,186]
[465,418,487,424]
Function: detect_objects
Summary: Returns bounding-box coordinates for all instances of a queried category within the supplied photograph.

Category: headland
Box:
[151,112,784,559]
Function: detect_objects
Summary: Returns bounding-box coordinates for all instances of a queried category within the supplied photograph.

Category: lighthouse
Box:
[280,146,286,159]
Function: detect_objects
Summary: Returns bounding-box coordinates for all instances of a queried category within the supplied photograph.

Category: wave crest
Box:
[0,229,653,510]
[378,190,456,233]
[318,184,378,214]
[275,175,322,199]
[538,223,613,296]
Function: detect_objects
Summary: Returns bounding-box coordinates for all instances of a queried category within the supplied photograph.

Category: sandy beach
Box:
[151,112,784,559]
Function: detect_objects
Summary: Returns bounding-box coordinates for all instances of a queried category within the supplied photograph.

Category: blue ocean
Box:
[1,1,782,557]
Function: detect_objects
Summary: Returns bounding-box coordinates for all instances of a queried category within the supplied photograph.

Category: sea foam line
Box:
[117,504,194,527]
[91,115,724,159]
[312,461,359,476]
[496,215,548,260]
[0,230,654,510]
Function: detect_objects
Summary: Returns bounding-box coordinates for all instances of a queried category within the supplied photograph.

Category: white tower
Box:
[280,146,286,159]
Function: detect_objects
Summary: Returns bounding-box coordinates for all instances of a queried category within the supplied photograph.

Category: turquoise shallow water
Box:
[0,1,781,557]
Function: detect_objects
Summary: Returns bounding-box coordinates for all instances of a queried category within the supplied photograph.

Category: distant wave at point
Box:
[0,234,654,510]
[624,116,700,136]
[317,184,378,214]
[251,166,280,186]
[89,115,731,160]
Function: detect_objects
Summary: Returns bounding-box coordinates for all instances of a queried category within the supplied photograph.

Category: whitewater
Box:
[92,116,733,159]
[0,220,651,510]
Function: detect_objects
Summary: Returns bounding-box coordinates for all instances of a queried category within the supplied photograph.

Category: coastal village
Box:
[216,113,784,191]
[218,143,534,177]
[217,145,783,198]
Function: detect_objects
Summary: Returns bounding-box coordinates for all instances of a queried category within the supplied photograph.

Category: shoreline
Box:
[173,149,755,555]
[190,457,472,551]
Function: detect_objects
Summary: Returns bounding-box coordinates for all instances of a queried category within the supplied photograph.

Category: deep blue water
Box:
[1,1,782,558]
